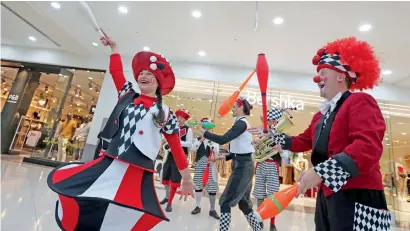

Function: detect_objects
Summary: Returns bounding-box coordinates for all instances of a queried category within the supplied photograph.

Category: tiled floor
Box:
[1,157,409,231]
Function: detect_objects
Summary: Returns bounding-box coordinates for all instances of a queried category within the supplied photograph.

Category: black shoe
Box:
[270,224,277,231]
[165,204,172,212]
[260,222,264,229]
[191,207,201,215]
[159,198,168,205]
[209,210,220,220]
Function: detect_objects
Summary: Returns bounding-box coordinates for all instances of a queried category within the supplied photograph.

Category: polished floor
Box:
[1,157,409,231]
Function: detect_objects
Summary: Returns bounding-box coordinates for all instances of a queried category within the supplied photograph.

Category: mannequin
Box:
[394,158,408,200]
[292,152,308,183]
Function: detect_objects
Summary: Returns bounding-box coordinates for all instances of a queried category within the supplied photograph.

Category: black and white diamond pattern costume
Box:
[267,91,391,231]
[192,139,220,193]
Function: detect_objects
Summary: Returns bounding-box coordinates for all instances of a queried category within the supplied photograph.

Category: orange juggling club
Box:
[216,70,255,118]
[256,54,269,133]
[257,184,298,220]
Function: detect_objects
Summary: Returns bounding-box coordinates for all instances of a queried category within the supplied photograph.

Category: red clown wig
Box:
[312,37,382,91]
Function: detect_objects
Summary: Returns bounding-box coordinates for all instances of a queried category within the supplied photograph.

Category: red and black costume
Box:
[160,109,193,211]
[271,37,392,231]
[47,51,188,230]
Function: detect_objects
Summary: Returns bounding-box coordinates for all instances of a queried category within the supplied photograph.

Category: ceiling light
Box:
[143,46,150,51]
[192,10,202,18]
[88,77,93,80]
[272,17,284,25]
[118,6,128,14]
[77,85,81,88]
[382,69,392,75]
[198,51,206,57]
[28,36,36,42]
[87,70,90,73]
[386,143,390,146]
[92,42,98,47]
[50,2,61,9]
[359,24,372,32]
[401,132,407,135]
[398,122,404,125]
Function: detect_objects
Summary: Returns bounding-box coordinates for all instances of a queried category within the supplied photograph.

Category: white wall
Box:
[2,44,410,147]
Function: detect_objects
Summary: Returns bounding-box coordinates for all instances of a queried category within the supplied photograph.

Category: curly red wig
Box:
[315,37,382,91]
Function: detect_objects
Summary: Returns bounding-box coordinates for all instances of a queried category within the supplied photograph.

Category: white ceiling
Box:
[1,1,410,86]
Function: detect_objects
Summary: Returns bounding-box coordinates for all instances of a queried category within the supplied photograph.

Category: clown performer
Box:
[190,118,221,219]
[250,37,392,231]
[160,108,193,212]
[47,36,194,230]
[252,108,292,231]
[199,97,262,231]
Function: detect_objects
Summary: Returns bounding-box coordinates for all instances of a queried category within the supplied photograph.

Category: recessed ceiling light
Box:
[92,42,98,47]
[401,132,407,135]
[143,46,150,51]
[77,85,81,88]
[192,10,202,18]
[28,36,36,42]
[118,6,128,14]
[198,51,206,57]
[272,17,284,25]
[51,2,61,9]
[88,77,93,80]
[359,24,372,32]
[382,69,392,75]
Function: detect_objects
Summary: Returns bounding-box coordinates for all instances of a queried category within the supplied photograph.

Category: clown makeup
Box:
[137,70,158,97]
[318,68,348,101]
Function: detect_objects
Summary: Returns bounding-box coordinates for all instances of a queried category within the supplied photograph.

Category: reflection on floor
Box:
[1,156,409,231]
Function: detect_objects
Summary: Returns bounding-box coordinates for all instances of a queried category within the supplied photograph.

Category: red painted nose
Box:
[313,76,321,83]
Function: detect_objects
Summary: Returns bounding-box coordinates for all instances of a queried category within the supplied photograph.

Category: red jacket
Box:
[289,92,385,197]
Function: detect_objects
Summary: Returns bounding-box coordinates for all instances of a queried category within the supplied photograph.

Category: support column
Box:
[42,68,74,158]
[1,69,41,154]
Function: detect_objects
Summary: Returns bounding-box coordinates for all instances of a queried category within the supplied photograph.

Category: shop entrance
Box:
[1,60,105,165]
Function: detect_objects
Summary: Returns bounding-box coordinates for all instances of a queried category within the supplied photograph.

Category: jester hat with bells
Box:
[312,37,382,91]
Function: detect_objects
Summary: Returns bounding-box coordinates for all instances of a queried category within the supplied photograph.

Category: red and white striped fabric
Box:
[48,154,167,230]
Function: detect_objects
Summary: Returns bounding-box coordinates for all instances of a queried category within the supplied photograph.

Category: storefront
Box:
[152,77,410,218]
[1,60,105,165]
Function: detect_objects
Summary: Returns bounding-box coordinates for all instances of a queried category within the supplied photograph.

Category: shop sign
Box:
[7,94,19,103]
[245,90,304,110]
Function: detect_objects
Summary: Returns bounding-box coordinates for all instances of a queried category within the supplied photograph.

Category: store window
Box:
[1,66,19,111]
[1,60,105,164]
[381,100,410,217]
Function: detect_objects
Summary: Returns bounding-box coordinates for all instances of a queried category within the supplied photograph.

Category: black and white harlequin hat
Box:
[132,51,175,95]
[267,107,296,121]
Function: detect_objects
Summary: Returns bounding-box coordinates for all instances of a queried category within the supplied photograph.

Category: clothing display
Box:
[270,37,392,230]
[47,51,190,230]
[25,130,42,147]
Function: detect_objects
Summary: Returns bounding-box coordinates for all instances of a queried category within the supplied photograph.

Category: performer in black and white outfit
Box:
[252,108,290,231]
[47,37,194,230]
[160,109,193,212]
[199,97,262,231]
[191,118,221,219]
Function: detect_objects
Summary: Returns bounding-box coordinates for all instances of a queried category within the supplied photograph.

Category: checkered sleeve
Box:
[118,81,133,99]
[270,128,292,150]
[313,158,351,193]
[161,110,180,135]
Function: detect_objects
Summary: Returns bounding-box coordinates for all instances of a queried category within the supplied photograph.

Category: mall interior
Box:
[1,1,410,231]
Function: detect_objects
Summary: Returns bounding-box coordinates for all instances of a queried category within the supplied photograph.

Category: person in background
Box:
[200,97,262,231]
[71,117,92,160]
[160,108,193,212]
[56,113,76,162]
[190,118,221,219]
[252,108,293,231]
